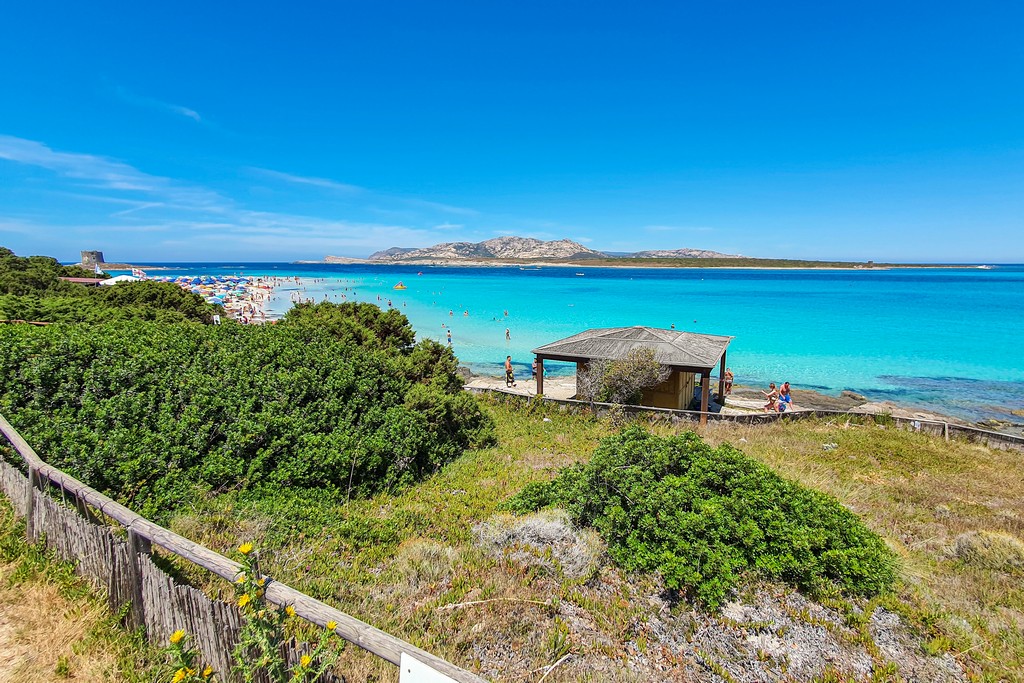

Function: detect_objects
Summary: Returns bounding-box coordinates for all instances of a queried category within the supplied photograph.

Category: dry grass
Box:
[0,501,161,683]
[700,415,1024,681]
[0,577,116,682]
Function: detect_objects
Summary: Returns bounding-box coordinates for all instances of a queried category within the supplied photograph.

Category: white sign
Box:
[399,653,459,683]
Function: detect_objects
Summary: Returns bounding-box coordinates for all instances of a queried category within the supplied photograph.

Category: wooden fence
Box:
[0,414,486,683]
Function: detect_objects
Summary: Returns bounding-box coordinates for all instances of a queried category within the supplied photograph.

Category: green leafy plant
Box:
[232,543,338,683]
[505,425,898,609]
[165,630,216,682]
[0,307,493,519]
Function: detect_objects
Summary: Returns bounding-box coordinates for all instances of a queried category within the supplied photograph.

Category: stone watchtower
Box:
[80,250,105,266]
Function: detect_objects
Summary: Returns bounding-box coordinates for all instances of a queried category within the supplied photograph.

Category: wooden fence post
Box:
[25,465,37,542]
[74,489,101,525]
[126,528,150,632]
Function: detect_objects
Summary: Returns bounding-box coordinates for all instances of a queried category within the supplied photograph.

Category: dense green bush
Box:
[0,315,494,520]
[506,426,897,608]
[0,247,217,323]
[0,247,99,295]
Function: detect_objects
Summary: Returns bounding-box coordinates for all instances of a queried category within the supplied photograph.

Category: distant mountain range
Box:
[356,237,741,262]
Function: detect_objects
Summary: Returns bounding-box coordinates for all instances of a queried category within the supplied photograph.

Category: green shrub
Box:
[0,312,493,519]
[505,425,897,609]
[0,247,217,323]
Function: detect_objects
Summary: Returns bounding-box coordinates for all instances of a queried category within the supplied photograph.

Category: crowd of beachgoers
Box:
[148,274,294,324]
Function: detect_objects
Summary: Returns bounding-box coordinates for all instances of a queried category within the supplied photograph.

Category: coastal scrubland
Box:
[0,247,219,324]
[0,248,1020,681]
[5,397,1020,681]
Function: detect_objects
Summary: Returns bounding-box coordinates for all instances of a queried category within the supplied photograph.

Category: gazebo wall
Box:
[640,369,697,410]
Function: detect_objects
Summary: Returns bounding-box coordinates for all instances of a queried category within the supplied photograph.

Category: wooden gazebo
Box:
[532,326,733,424]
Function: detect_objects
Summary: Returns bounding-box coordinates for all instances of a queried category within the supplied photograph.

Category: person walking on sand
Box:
[504,355,516,387]
[724,368,734,395]
[762,382,778,412]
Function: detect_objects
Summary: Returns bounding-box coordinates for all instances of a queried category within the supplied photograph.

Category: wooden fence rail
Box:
[0,413,486,683]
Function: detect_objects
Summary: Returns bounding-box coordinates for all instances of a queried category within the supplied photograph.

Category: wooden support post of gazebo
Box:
[700,370,711,425]
[717,351,727,407]
[536,356,544,395]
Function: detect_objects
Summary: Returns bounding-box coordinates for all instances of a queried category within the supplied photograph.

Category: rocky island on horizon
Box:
[309,236,743,264]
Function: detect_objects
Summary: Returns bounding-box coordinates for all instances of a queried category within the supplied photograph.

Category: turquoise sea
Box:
[119,263,1024,426]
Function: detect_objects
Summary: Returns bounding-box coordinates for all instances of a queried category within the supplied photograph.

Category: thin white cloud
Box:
[0,219,34,235]
[112,85,202,122]
[644,224,714,233]
[0,134,574,259]
[253,168,364,194]
[404,198,479,217]
[0,135,227,211]
[111,202,165,216]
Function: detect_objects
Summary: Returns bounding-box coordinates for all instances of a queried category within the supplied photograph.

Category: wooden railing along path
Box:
[0,414,486,683]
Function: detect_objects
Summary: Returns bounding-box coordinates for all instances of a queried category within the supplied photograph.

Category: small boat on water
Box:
[575,272,585,276]
[393,281,407,290]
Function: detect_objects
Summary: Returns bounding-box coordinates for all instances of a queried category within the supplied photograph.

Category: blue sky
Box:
[1,1,1021,263]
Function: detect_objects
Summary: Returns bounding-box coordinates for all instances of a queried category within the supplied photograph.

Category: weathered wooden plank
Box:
[25,466,36,541]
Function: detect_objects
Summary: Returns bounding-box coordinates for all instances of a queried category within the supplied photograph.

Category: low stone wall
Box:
[469,387,1024,452]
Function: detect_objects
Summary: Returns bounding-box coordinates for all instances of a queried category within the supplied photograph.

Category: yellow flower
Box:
[326,620,337,631]
[202,665,214,678]
[172,669,187,683]
[238,594,251,608]
[256,578,266,587]
[285,605,296,617]
[235,573,246,584]
[300,655,312,667]
[169,629,186,644]
[238,542,254,555]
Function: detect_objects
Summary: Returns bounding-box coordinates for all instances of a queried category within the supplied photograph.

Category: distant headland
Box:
[295,236,962,269]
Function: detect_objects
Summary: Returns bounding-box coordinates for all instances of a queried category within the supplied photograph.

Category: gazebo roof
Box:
[532,326,733,371]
